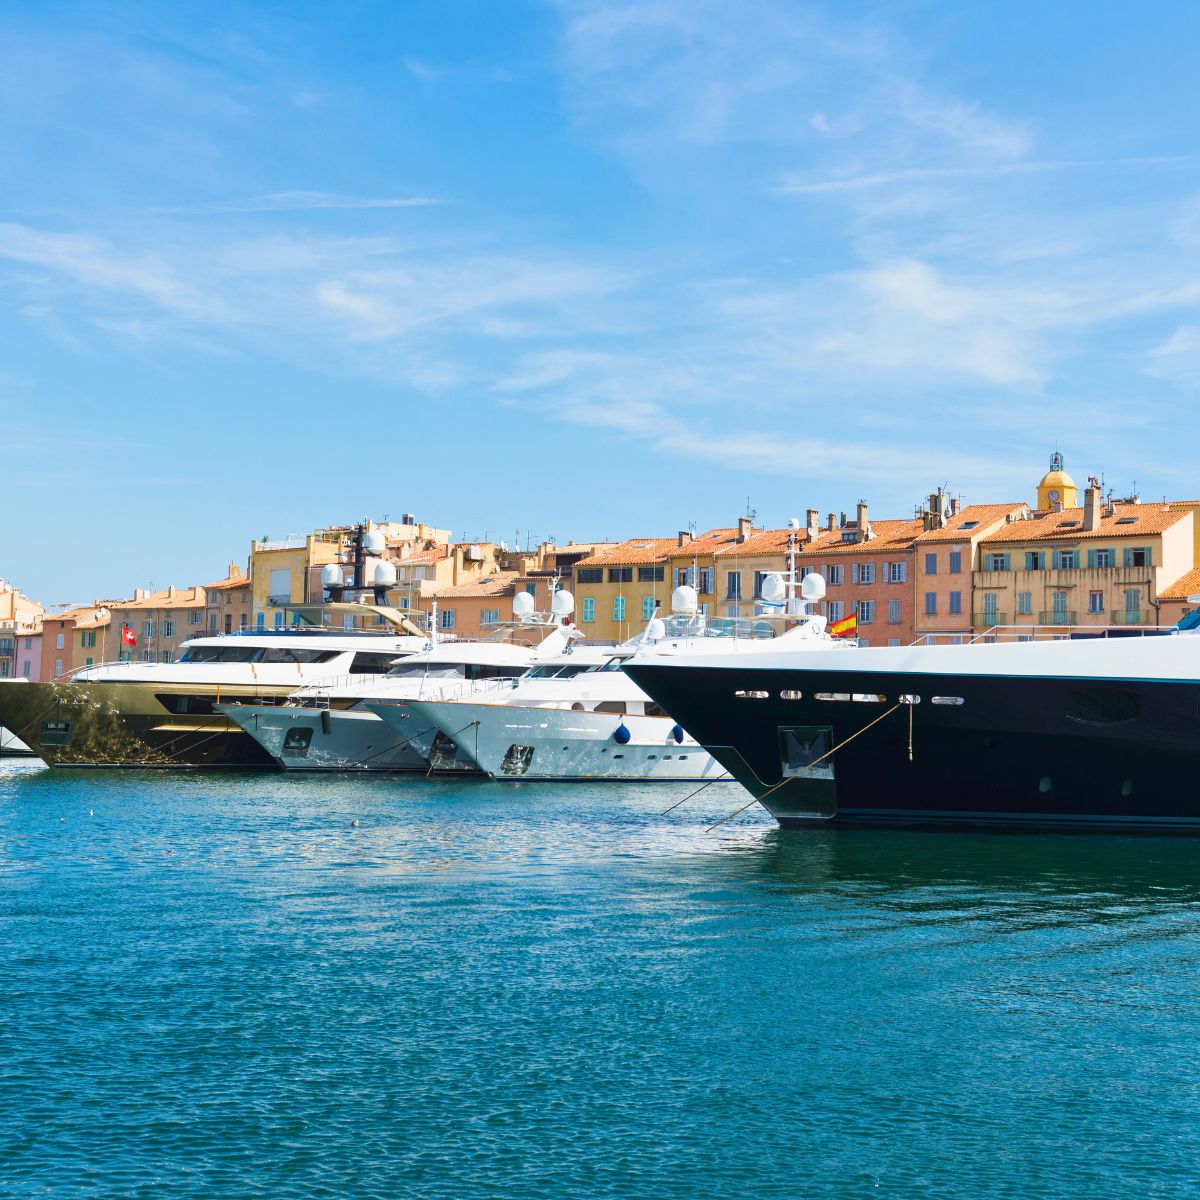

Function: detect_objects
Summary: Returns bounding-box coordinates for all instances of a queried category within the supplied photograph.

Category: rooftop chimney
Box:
[855,501,872,543]
[1083,483,1101,531]
[827,513,837,532]
[806,508,820,538]
[949,497,960,517]
[737,516,753,542]
[677,530,694,548]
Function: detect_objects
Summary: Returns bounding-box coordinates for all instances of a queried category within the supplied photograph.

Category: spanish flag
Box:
[829,612,857,638]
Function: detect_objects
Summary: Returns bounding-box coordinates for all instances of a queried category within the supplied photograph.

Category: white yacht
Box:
[0,725,34,757]
[388,572,844,782]
[217,595,582,772]
[0,604,431,768]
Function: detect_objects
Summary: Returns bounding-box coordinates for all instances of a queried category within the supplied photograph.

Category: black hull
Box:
[625,661,1200,830]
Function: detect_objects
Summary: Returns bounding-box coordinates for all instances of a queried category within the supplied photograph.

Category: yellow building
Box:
[1036,451,1079,510]
[0,580,43,679]
[573,537,677,642]
[975,488,1194,629]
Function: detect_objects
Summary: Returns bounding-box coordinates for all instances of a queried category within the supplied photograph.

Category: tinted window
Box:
[350,652,402,674]
[260,648,340,664]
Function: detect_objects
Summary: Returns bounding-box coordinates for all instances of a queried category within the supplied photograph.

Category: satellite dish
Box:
[788,516,801,530]
[373,560,397,585]
[760,573,786,604]
[364,530,386,556]
[801,573,826,602]
[671,585,698,615]
[551,588,574,616]
[512,591,536,620]
[321,563,341,588]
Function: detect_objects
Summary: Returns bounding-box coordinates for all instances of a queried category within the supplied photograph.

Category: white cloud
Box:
[212,192,441,213]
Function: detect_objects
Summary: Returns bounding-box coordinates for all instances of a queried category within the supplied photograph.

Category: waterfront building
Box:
[795,504,925,647]
[1159,568,1200,626]
[913,497,1029,642]
[251,517,451,629]
[418,572,525,639]
[974,476,1194,630]
[203,564,251,636]
[713,523,809,620]
[108,586,208,664]
[666,521,758,614]
[573,537,678,642]
[0,580,43,680]
[39,603,115,679]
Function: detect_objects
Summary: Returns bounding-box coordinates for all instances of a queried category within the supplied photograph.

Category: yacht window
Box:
[465,664,526,680]
[350,652,404,674]
[527,664,590,679]
[179,646,262,663]
[260,648,340,664]
[595,701,627,714]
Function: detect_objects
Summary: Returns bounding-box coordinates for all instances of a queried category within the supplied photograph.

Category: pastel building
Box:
[40,604,115,679]
[974,459,1195,630]
[108,586,208,663]
[0,580,43,680]
[203,564,252,636]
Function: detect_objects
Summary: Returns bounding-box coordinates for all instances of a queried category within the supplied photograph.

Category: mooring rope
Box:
[706,700,905,833]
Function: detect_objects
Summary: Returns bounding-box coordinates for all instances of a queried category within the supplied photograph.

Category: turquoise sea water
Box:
[2,759,1200,1198]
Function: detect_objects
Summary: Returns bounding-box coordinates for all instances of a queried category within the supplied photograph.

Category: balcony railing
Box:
[267,594,293,607]
[971,612,1006,627]
[1039,610,1077,625]
[1112,609,1152,625]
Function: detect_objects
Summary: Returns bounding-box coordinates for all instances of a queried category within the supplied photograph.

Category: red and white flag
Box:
[121,624,137,647]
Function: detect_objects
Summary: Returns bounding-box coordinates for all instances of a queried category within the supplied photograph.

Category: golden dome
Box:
[1036,452,1078,509]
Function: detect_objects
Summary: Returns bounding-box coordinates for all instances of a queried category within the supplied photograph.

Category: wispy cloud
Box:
[211,191,441,213]
[777,155,1200,195]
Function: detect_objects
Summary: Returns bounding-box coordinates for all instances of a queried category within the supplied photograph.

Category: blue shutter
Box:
[1122,547,1131,567]
[1087,549,1095,568]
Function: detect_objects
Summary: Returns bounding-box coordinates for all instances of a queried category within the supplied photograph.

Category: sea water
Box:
[2,758,1199,1198]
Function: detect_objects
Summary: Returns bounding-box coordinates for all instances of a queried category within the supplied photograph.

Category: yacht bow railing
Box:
[911,623,1172,647]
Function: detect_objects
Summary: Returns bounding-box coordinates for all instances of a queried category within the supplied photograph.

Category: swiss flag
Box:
[121,624,137,647]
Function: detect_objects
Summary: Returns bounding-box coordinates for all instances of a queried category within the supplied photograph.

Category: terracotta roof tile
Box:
[429,572,521,600]
[913,504,1028,544]
[798,519,925,556]
[664,528,750,559]
[1159,567,1200,601]
[204,573,249,591]
[111,586,206,611]
[575,538,678,567]
[983,503,1190,544]
[713,527,810,558]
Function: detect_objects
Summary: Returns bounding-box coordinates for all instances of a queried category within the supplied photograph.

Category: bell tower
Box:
[1036,451,1078,511]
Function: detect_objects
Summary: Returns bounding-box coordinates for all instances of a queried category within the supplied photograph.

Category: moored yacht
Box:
[0,724,34,757]
[0,609,431,768]
[218,590,583,772]
[625,605,1200,830]
[392,572,847,782]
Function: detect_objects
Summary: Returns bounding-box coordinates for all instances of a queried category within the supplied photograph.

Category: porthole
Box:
[931,696,965,706]
[852,693,887,703]
[814,692,851,702]
[780,689,803,700]
[899,694,921,705]
[734,690,770,700]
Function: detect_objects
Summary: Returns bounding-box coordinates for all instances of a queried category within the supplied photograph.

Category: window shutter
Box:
[1122,547,1131,567]
[1087,549,1095,568]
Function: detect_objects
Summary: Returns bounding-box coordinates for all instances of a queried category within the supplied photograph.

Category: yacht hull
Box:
[400,699,726,782]
[218,703,432,772]
[625,660,1200,830]
[0,680,286,769]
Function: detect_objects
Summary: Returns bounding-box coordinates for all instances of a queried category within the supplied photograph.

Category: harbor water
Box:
[2,759,1199,1198]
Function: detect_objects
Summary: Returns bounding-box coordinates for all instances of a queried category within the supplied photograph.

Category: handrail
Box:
[910,623,1170,647]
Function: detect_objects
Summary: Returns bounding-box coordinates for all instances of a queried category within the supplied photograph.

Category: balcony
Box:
[971,613,1007,627]
[267,594,293,607]
[1039,610,1077,625]
[1112,609,1153,626]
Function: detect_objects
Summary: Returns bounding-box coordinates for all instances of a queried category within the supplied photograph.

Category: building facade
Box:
[108,587,208,663]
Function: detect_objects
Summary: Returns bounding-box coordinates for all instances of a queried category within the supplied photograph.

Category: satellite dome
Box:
[373,560,397,585]
[645,617,666,642]
[671,585,698,615]
[512,591,536,620]
[321,563,341,588]
[801,573,826,602]
[760,573,786,604]
[551,588,575,616]
[364,530,386,556]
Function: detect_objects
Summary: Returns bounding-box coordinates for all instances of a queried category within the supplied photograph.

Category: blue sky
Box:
[4,0,1200,603]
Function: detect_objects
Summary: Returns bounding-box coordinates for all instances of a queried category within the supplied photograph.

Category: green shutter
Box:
[1122,547,1131,567]
[1086,549,1095,568]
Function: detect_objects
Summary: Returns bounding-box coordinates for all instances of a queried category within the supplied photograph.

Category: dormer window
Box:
[1116,517,1137,525]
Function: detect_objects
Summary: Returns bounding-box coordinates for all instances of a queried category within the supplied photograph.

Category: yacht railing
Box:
[281,672,520,709]
[910,623,1172,647]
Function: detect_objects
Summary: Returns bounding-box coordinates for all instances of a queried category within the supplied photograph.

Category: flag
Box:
[829,612,857,638]
[121,624,137,647]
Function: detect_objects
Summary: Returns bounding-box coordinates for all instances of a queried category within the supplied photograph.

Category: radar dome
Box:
[645,617,666,642]
[760,573,786,604]
[373,560,397,586]
[801,573,826,602]
[671,585,698,615]
[321,563,341,588]
[551,588,575,617]
[512,591,536,620]
[363,530,386,556]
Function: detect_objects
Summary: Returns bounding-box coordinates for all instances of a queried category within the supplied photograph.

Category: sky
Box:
[3,0,1200,603]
